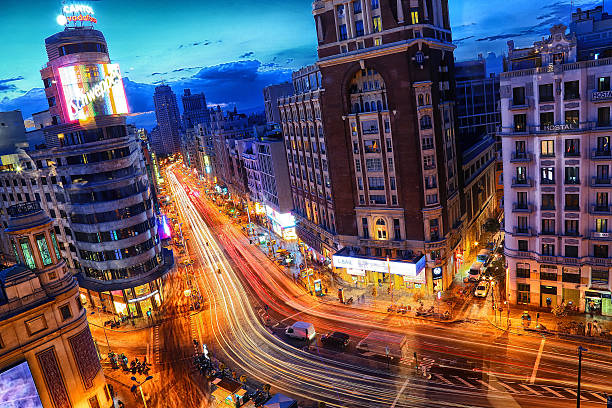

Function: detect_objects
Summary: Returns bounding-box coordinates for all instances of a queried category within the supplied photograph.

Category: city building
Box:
[263,83,294,124]
[0,110,27,155]
[570,6,612,61]
[181,88,209,129]
[0,202,110,408]
[502,23,612,315]
[0,25,173,317]
[278,64,337,260]
[153,84,182,156]
[298,0,462,293]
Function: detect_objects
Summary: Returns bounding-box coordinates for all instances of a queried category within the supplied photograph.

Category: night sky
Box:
[0,0,603,128]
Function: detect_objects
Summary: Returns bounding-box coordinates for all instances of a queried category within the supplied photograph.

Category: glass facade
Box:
[19,238,36,269]
[36,234,53,266]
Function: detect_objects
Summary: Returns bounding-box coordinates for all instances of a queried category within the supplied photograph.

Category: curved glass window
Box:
[74,218,155,244]
[36,234,53,266]
[19,238,36,269]
[50,232,61,259]
[70,200,151,224]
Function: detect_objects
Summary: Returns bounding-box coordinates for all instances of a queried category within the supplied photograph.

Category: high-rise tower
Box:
[289,0,462,293]
[153,85,182,155]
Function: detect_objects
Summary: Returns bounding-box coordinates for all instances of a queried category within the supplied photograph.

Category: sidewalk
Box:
[86,309,155,332]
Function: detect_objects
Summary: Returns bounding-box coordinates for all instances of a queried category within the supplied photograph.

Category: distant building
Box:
[0,202,110,408]
[153,84,182,155]
[263,83,293,124]
[0,110,26,155]
[181,88,209,129]
[571,6,612,61]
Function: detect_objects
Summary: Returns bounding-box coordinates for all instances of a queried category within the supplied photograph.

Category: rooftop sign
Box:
[57,3,97,26]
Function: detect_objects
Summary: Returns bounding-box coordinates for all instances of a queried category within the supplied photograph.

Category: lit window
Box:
[36,234,53,266]
[19,238,36,269]
[375,218,387,240]
[372,16,382,33]
[374,37,382,46]
[411,10,419,24]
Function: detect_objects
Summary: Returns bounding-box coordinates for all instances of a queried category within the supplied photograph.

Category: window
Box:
[422,137,434,150]
[540,265,558,281]
[598,107,610,127]
[517,191,527,208]
[592,269,609,286]
[517,216,528,232]
[594,244,609,258]
[541,167,554,184]
[596,218,608,233]
[564,139,579,156]
[542,243,555,256]
[517,283,530,303]
[411,10,419,24]
[339,24,348,41]
[355,20,364,36]
[393,219,401,240]
[370,194,386,204]
[596,165,610,182]
[420,115,432,129]
[539,83,554,102]
[388,157,393,168]
[429,218,440,241]
[541,219,555,235]
[540,140,554,157]
[596,192,609,209]
[598,76,610,92]
[597,136,610,154]
[516,263,530,278]
[357,177,364,190]
[516,166,527,182]
[364,140,380,153]
[514,114,526,132]
[565,194,579,210]
[372,16,382,32]
[353,0,362,14]
[36,234,53,266]
[541,194,555,210]
[374,37,382,46]
[375,218,387,239]
[368,177,385,190]
[426,194,438,204]
[565,110,579,127]
[19,238,36,269]
[365,158,381,172]
[425,175,437,189]
[518,240,528,251]
[362,218,369,238]
[337,4,345,17]
[50,232,61,259]
[564,166,580,184]
[512,87,526,105]
[562,267,581,283]
[565,219,579,236]
[540,112,554,127]
[423,155,435,169]
[371,0,379,9]
[355,159,361,172]
[385,139,393,152]
[515,140,526,156]
[59,304,72,321]
[390,177,396,190]
[564,81,580,100]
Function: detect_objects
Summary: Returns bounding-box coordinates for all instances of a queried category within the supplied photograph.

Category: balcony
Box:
[592,149,612,160]
[530,122,591,134]
[510,152,533,162]
[591,177,612,187]
[513,227,533,236]
[590,205,612,215]
[564,205,581,212]
[563,151,581,158]
[512,203,533,213]
[512,177,533,187]
[564,178,581,186]
[509,99,530,110]
[589,257,612,267]
[591,231,612,240]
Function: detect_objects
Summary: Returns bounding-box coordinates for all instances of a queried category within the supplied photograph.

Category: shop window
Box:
[562,267,581,283]
[540,264,557,281]
[594,244,609,258]
[36,234,53,266]
[592,269,609,286]
[517,283,530,304]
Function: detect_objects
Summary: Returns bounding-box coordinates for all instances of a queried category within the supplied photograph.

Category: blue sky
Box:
[0,0,603,128]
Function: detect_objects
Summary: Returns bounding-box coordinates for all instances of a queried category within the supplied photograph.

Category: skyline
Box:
[0,0,603,128]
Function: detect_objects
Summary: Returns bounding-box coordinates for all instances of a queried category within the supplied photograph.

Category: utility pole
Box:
[577,345,587,408]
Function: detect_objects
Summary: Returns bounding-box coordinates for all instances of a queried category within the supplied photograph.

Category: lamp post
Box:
[576,346,587,408]
[131,375,154,408]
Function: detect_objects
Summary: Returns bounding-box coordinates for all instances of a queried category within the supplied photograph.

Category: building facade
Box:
[181,88,209,129]
[0,110,27,155]
[503,24,612,315]
[263,83,294,125]
[303,0,462,293]
[153,84,182,156]
[0,26,174,317]
[0,202,110,408]
[570,6,612,61]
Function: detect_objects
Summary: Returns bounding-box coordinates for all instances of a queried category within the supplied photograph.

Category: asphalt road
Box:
[165,165,612,408]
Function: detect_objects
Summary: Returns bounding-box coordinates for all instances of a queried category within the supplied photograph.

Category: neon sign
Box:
[57,4,97,26]
[58,64,129,121]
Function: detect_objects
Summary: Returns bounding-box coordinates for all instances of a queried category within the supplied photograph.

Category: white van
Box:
[285,321,316,341]
[476,249,492,265]
[468,262,484,281]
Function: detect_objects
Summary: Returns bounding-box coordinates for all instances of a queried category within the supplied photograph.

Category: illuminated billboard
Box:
[58,63,129,121]
[0,361,43,408]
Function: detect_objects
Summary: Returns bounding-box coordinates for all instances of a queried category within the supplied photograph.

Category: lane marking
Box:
[541,386,565,399]
[279,302,322,323]
[476,378,498,391]
[518,383,542,396]
[433,373,453,385]
[529,337,546,384]
[496,381,517,393]
[452,375,477,388]
[390,376,411,408]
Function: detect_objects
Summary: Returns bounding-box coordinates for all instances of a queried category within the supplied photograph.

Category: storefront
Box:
[80,277,164,317]
[265,205,297,241]
[332,248,427,292]
[585,290,612,316]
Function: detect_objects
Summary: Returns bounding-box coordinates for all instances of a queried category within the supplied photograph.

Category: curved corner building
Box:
[36,26,173,316]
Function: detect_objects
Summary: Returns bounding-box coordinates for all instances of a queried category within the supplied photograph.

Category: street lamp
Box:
[576,346,587,408]
[131,375,154,408]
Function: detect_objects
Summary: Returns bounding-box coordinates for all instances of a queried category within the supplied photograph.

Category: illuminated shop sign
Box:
[58,63,129,121]
[432,267,443,279]
[57,4,97,26]
[332,254,426,281]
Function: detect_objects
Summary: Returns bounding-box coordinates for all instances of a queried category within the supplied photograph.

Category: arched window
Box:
[353,103,360,114]
[376,100,383,111]
[426,94,431,105]
[418,94,424,106]
[375,218,387,240]
[420,115,432,130]
[364,101,370,112]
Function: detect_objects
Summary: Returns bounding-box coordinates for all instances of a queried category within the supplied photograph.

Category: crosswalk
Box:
[422,372,609,403]
[153,325,161,364]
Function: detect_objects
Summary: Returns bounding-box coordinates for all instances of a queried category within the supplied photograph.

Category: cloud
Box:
[0,76,25,93]
[239,51,255,58]
[151,72,166,76]
[453,35,475,45]
[178,40,212,49]
[476,17,559,42]
[454,22,477,29]
[172,66,203,73]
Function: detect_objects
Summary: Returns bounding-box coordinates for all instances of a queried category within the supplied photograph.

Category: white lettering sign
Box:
[593,90,612,102]
[332,254,426,281]
[69,69,122,115]
[63,4,94,14]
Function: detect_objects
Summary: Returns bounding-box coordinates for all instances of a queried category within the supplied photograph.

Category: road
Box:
[165,164,612,408]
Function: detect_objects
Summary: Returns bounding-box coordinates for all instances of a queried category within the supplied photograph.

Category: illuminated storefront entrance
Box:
[80,278,164,317]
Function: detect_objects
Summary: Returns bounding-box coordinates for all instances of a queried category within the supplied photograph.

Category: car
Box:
[321,331,350,349]
[474,281,490,298]
[468,262,484,281]
[285,321,316,341]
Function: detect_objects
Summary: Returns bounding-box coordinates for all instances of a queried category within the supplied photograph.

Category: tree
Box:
[483,218,500,233]
[263,384,271,397]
